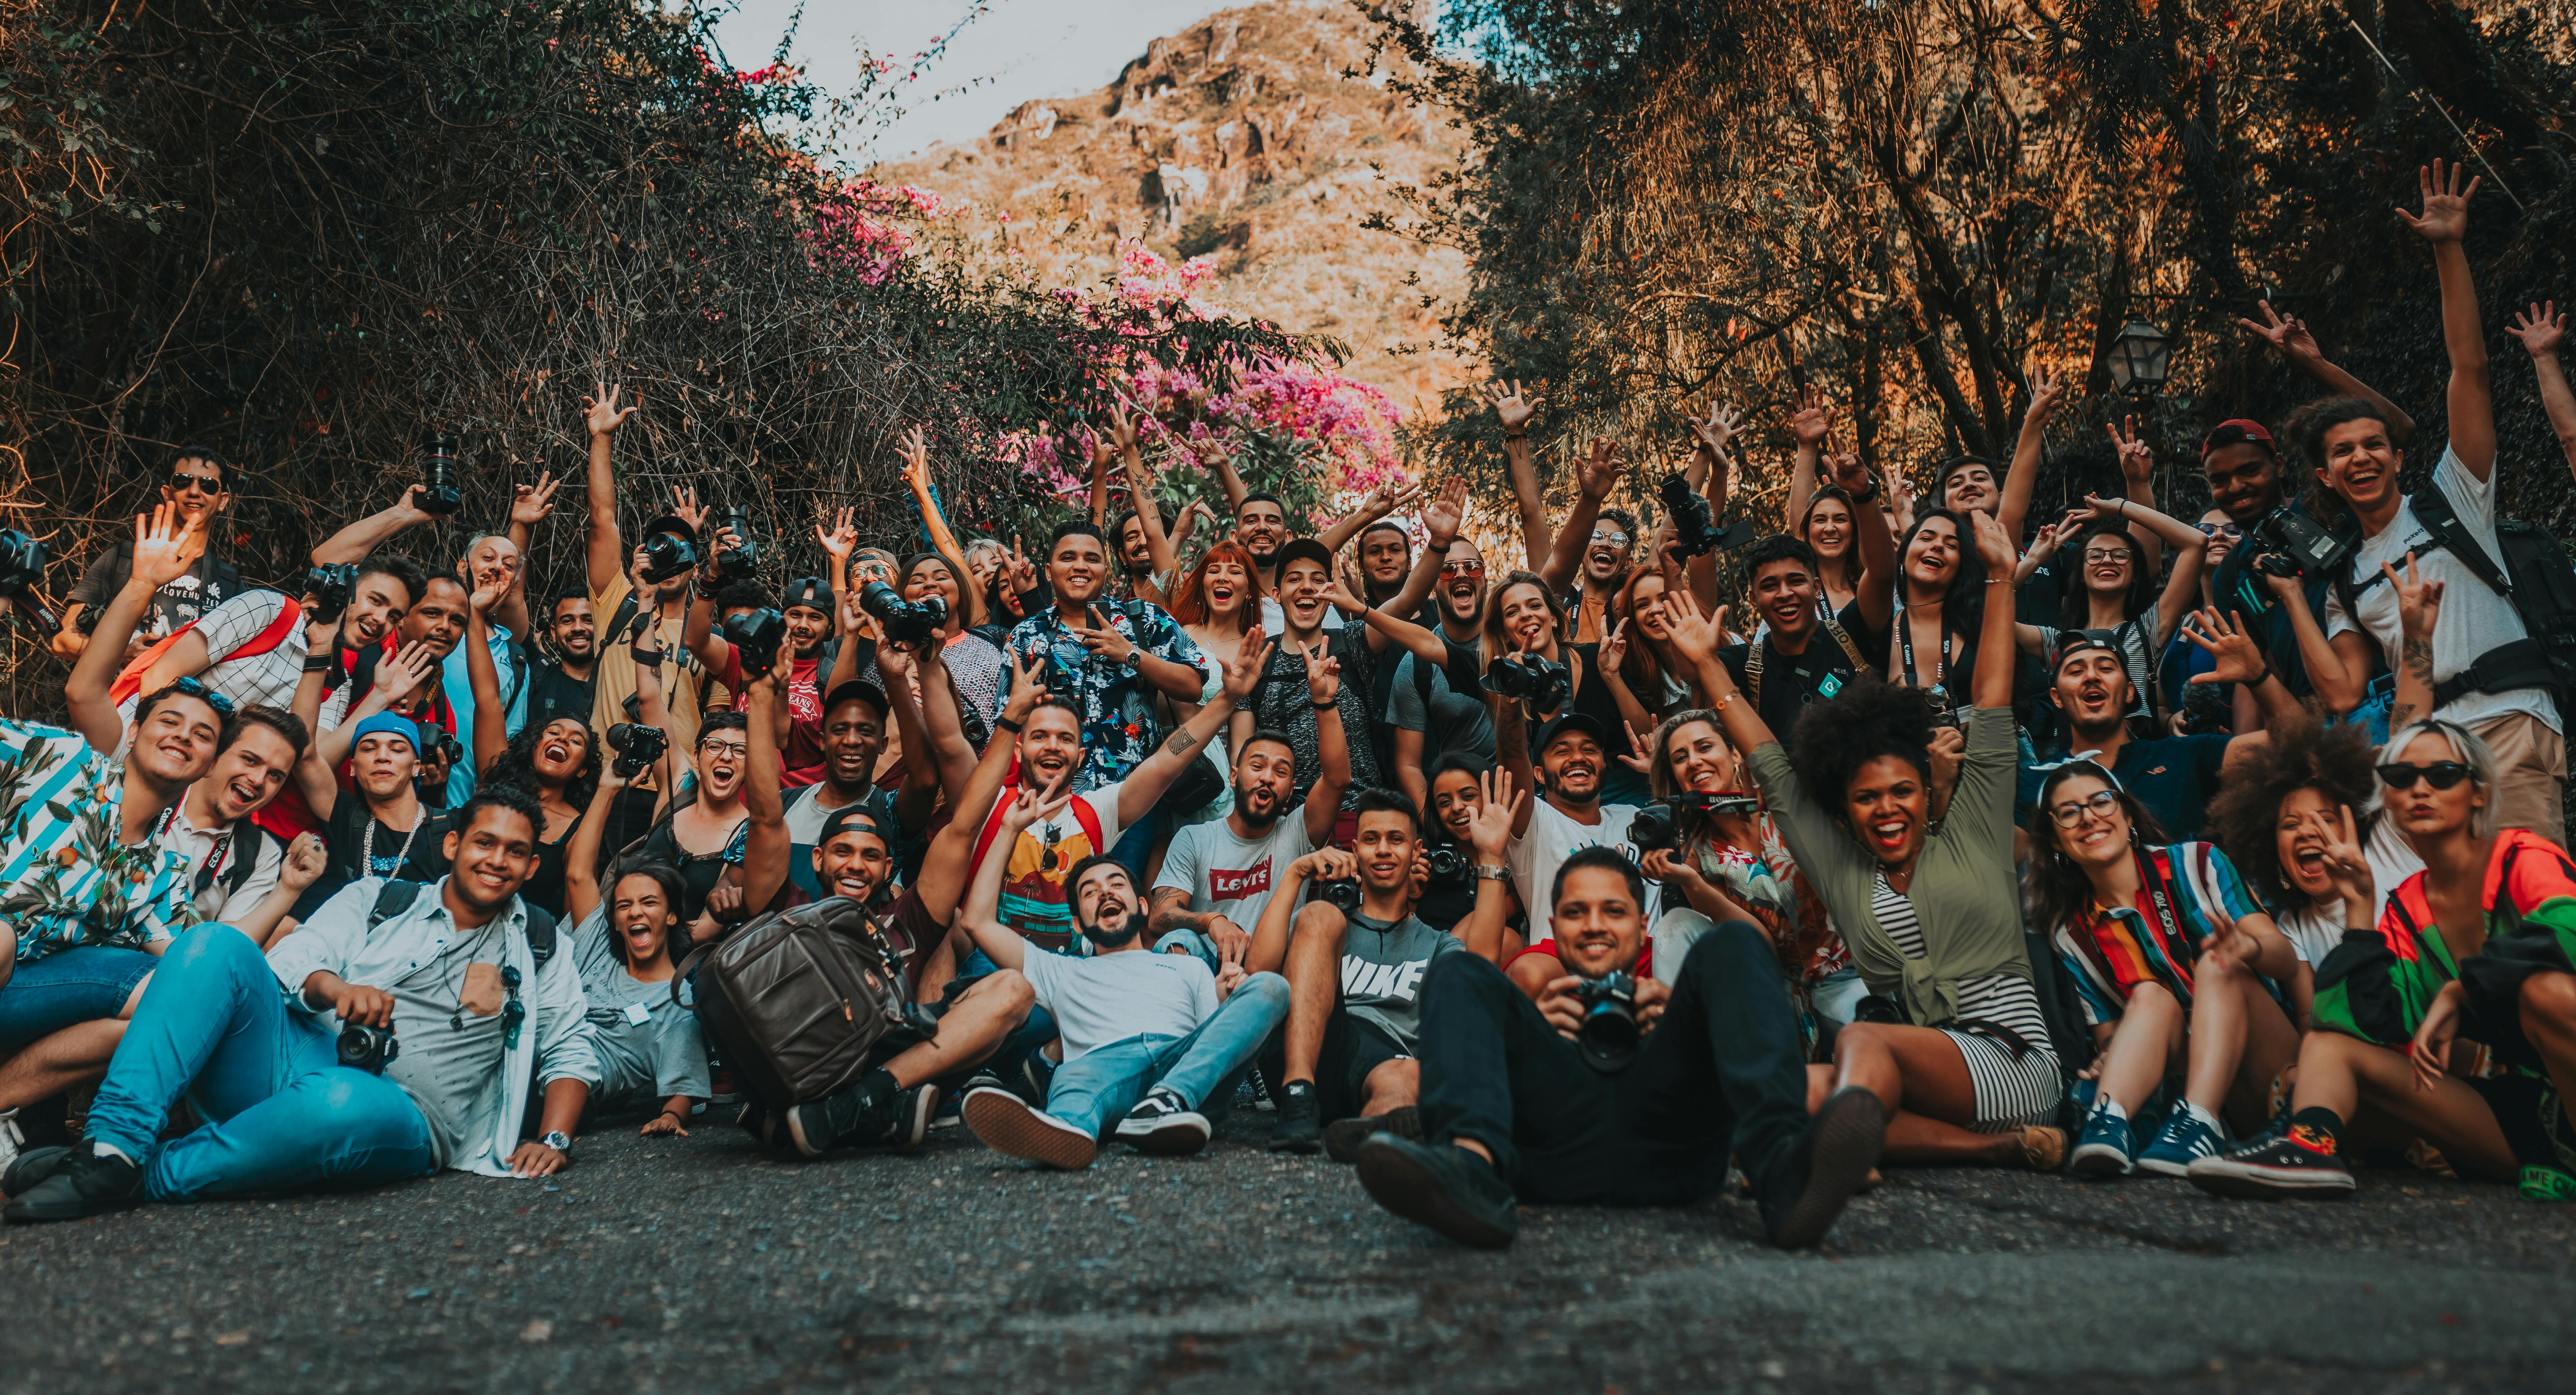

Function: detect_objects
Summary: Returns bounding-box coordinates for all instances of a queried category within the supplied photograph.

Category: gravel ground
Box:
[4,1106,2572,1395]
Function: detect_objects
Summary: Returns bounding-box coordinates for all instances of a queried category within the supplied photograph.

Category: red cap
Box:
[2198,419,2276,461]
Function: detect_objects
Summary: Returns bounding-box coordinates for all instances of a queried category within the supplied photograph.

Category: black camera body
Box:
[606,721,669,778]
[1484,652,1572,713]
[1574,971,1641,1070]
[2247,506,2351,583]
[1421,845,1470,884]
[302,562,361,624]
[705,507,761,585]
[639,531,700,584]
[417,432,463,517]
[1314,876,1364,914]
[0,529,60,633]
[861,580,949,646]
[723,606,787,677]
[1629,791,1761,852]
[1660,473,1722,559]
[419,722,466,772]
[337,1022,400,1074]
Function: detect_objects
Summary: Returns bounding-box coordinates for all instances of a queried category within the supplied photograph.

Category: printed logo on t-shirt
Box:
[1343,955,1432,1004]
[1208,858,1274,902]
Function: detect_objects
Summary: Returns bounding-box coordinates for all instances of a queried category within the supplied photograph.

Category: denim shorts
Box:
[0,945,159,1053]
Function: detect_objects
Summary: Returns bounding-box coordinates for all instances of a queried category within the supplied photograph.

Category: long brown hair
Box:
[1480,569,1566,669]
[1615,566,1682,711]
[1166,539,1266,633]
[2023,764,2171,937]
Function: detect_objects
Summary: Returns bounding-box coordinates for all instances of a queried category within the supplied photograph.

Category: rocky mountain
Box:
[873,0,1468,417]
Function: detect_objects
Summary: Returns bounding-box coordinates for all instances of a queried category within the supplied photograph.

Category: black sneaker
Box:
[785,1081,938,1158]
[1113,1086,1211,1155]
[2187,1125,2357,1200]
[1324,1106,1421,1164]
[1355,1134,1518,1249]
[1759,1086,1886,1249]
[2,1145,71,1199]
[2,1145,145,1224]
[1269,1080,1322,1154]
[1017,1051,1056,1105]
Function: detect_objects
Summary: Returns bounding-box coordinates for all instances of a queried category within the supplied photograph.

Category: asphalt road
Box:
[4,1105,2572,1395]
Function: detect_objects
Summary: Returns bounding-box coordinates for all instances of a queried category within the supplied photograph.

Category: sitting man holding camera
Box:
[3,787,596,1222]
[1352,847,1884,1252]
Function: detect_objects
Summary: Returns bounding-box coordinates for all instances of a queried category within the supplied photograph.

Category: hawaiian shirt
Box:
[0,720,198,963]
[996,601,1212,794]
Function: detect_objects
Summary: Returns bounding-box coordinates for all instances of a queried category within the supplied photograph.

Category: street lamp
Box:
[2106,320,2173,395]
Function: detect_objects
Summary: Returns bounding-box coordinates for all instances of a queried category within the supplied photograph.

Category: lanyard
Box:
[1896,614,1952,693]
[2133,848,2186,947]
[163,804,237,897]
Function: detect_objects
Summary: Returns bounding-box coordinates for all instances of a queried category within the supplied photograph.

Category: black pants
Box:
[1417,920,1810,1206]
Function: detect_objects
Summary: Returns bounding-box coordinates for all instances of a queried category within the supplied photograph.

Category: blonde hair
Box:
[2380,717,2498,839]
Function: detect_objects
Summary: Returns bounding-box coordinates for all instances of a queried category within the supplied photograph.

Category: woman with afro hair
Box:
[1665,505,2070,1170]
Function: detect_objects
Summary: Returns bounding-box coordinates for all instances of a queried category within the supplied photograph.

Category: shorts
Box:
[2466,1070,2576,1174]
[0,946,158,1053]
[1315,1006,1408,1123]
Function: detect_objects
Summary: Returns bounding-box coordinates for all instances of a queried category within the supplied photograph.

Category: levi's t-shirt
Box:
[1153,813,1317,933]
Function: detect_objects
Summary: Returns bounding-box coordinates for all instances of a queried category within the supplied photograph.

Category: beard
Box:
[1078,906,1141,950]
[1232,783,1282,828]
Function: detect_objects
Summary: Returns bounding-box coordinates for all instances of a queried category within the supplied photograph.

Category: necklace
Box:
[362,801,426,878]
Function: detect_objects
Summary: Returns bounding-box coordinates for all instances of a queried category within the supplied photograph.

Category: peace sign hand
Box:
[2385,552,2445,645]
[2105,416,2152,482]
[1000,647,1050,725]
[2236,299,2321,363]
[1301,638,1342,707]
[2024,365,2069,427]
[1598,617,1630,679]
[896,427,932,491]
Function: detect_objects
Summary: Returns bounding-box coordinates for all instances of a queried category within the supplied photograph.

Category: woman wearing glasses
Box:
[2025,759,2303,1177]
[2012,442,2210,727]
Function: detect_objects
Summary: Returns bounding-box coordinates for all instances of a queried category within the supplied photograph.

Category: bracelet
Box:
[303,654,335,673]
[1712,690,1733,712]
[1311,698,1337,711]
[2114,499,2128,518]
[1504,430,1528,441]
[657,1109,686,1125]
[2248,664,2274,688]
[994,716,1023,734]
[630,645,661,664]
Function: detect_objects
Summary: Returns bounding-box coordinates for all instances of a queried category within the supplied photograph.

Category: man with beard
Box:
[952,787,1290,1168]
[1147,693,1350,972]
[1385,536,1497,813]
[2019,626,2294,843]
[1720,455,1898,741]
[779,681,896,901]
[54,447,246,660]
[1493,707,1639,948]
[1230,492,1338,635]
[521,589,599,731]
[1524,443,1631,646]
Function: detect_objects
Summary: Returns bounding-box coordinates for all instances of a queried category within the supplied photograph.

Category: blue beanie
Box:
[347,710,422,755]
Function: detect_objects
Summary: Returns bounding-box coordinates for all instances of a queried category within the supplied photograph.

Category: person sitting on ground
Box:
[1258,783,1521,1158]
[156,705,324,946]
[565,858,708,1139]
[1417,754,1528,943]
[2190,718,2576,1201]
[2027,761,2304,1178]
[1665,515,2073,1171]
[951,784,1290,1168]
[1352,846,1887,1251]
[3,788,597,1223]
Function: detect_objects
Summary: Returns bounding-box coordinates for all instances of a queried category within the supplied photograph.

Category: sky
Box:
[705,0,1244,166]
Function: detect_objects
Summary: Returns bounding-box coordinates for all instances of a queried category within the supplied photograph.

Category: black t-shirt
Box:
[292,797,457,919]
[1720,597,1888,742]
[521,646,598,733]
[70,542,244,638]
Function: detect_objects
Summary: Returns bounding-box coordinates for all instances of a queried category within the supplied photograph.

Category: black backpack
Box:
[366,878,557,964]
[2333,483,2576,711]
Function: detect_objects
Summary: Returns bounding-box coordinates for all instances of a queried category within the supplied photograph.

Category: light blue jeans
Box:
[85,925,436,1202]
[1043,971,1289,1135]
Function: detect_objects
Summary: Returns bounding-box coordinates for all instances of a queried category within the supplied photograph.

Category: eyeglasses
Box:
[1438,560,1485,577]
[168,472,223,495]
[2080,548,2132,565]
[169,675,235,716]
[2198,522,2242,538]
[2376,761,2475,791]
[2046,789,2123,828]
[1589,529,1632,550]
[700,739,750,759]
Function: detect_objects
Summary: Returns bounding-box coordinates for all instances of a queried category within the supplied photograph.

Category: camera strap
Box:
[1896,613,1952,691]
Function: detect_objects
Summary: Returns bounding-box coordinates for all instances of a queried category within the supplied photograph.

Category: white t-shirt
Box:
[2270,813,2426,966]
[2322,445,2561,735]
[1154,814,1315,932]
[158,804,284,925]
[1019,947,1220,1061]
[1508,797,1640,945]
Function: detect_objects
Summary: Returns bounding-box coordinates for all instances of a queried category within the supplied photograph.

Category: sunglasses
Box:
[2046,789,2123,828]
[2376,761,2476,791]
[1438,560,1485,577]
[168,472,224,495]
[2198,522,2242,538]
[1589,529,1632,550]
[169,675,236,716]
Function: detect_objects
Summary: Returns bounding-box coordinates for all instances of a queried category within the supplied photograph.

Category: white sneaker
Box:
[1115,1086,1212,1155]
[0,1109,21,1179]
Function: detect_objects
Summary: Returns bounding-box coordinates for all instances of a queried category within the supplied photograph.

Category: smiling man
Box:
[55,447,246,660]
[159,706,323,946]
[1148,716,1348,972]
[1493,706,1640,947]
[2019,629,2295,842]
[994,520,1211,800]
[1720,458,1897,741]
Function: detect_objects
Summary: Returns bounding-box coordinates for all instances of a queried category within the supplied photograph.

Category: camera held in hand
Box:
[337,1021,400,1074]
[1659,473,1724,559]
[0,529,60,633]
[639,530,699,585]
[1574,970,1641,1071]
[1626,791,1761,853]
[2247,505,2351,583]
[606,721,669,778]
[860,580,949,646]
[302,562,361,624]
[1483,652,1572,713]
[418,722,466,774]
[705,507,761,586]
[1314,876,1364,914]
[722,606,787,676]
[1421,845,1470,886]
[417,432,463,517]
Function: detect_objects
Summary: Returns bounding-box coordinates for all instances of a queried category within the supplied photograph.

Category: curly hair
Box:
[2202,709,2379,906]
[1786,675,1936,822]
[486,715,601,814]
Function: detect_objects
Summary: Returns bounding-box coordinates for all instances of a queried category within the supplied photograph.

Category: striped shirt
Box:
[1873,874,2060,1130]
[2050,841,2263,1023]
[0,720,198,963]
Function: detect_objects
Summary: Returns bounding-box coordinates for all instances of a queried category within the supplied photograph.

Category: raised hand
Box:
[510,471,561,527]
[279,831,329,893]
[1186,431,1233,467]
[1788,385,1834,448]
[1105,401,1139,455]
[669,485,708,534]
[814,505,858,564]
[1485,378,1541,434]
[1617,716,1653,775]
[2316,801,2376,917]
[362,641,444,713]
[1926,725,1966,797]
[1659,589,1724,665]
[1001,771,1073,834]
[1468,768,1523,859]
[1598,617,1630,681]
[1576,439,1625,499]
[129,503,208,590]
[1000,647,1049,724]
[2235,299,2322,362]
[896,427,933,492]
[1966,506,2017,571]
[2507,301,2566,359]
[2181,606,2267,686]
[1421,475,1468,546]
[2106,416,2153,483]
[2397,158,2478,244]
[582,384,638,437]
[1006,535,1039,592]
[1687,402,1743,457]
[1221,632,1274,704]
[2024,365,2068,427]
[1828,450,1871,496]
[2385,552,2446,645]
[1302,638,1342,706]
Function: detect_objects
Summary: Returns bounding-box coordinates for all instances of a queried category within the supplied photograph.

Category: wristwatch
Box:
[1119,647,1142,673]
[539,1130,573,1153]
[1474,864,1511,882]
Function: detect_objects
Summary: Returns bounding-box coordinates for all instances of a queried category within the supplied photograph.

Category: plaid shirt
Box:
[996,601,1211,793]
[0,720,198,963]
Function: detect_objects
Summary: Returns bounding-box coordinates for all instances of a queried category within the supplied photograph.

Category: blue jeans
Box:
[0,945,157,1053]
[1043,971,1289,1135]
[1152,928,1222,973]
[85,925,436,1202]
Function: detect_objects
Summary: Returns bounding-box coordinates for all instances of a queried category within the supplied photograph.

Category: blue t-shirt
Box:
[2019,733,2232,843]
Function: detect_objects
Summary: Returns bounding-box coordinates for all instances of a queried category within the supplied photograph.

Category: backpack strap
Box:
[1743,641,1764,709]
[368,878,424,932]
[109,595,304,707]
[219,821,270,900]
[2407,485,2512,597]
[521,903,557,965]
[1820,610,1866,670]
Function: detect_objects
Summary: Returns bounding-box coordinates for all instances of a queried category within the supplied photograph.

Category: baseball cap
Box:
[782,576,831,611]
[1273,537,1336,577]
[2199,419,2277,461]
[348,710,421,754]
[822,679,889,719]
[2049,629,2124,672]
[1534,711,1609,754]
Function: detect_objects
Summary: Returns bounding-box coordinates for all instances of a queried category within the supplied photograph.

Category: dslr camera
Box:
[704,507,761,586]
[1574,971,1641,1071]
[639,530,700,585]
[419,722,466,773]
[337,1021,400,1074]
[606,721,669,778]
[0,529,60,634]
[860,580,949,646]
[722,606,787,676]
[1659,473,1723,559]
[1421,844,1470,886]
[302,562,361,624]
[1627,791,1762,853]
[417,432,463,517]
[1484,652,1572,713]
[1314,876,1364,914]
[2247,506,2351,583]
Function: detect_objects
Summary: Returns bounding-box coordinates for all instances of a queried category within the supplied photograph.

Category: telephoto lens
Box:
[606,721,670,778]
[707,507,761,584]
[418,432,463,516]
[0,529,60,633]
[1574,971,1641,1071]
[859,580,948,645]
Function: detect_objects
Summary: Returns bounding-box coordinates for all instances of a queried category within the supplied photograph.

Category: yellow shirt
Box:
[588,572,708,758]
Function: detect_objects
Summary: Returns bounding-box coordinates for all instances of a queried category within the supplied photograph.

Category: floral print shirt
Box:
[0,720,198,963]
[997,601,1212,794]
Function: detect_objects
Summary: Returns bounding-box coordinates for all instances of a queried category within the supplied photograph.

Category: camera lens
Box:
[417,432,463,517]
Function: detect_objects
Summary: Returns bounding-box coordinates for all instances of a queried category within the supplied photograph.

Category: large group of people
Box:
[5,164,2576,1248]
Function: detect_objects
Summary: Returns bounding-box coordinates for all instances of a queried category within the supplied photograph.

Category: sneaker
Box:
[1268,1081,1322,1154]
[1017,1051,1056,1105]
[2,1145,145,1224]
[1324,1106,1421,1164]
[2069,1101,2136,1178]
[3,1145,71,1199]
[784,1081,937,1158]
[2136,1109,2225,1177]
[1355,1134,1518,1249]
[961,1086,1096,1170]
[2188,1126,2356,1199]
[1113,1086,1211,1155]
[0,1108,19,1180]
[1758,1086,1885,1249]
[1247,1066,1277,1113]
[936,1074,1000,1132]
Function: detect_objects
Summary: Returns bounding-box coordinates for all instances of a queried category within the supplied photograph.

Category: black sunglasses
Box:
[2376,761,2475,791]
[168,471,223,494]
[169,675,235,716]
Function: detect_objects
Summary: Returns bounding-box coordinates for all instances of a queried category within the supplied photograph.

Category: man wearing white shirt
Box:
[1497,711,1638,946]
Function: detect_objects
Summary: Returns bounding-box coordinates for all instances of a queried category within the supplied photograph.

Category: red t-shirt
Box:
[722,649,825,786]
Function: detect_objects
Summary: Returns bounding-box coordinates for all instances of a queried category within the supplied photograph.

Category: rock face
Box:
[874,0,1468,415]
